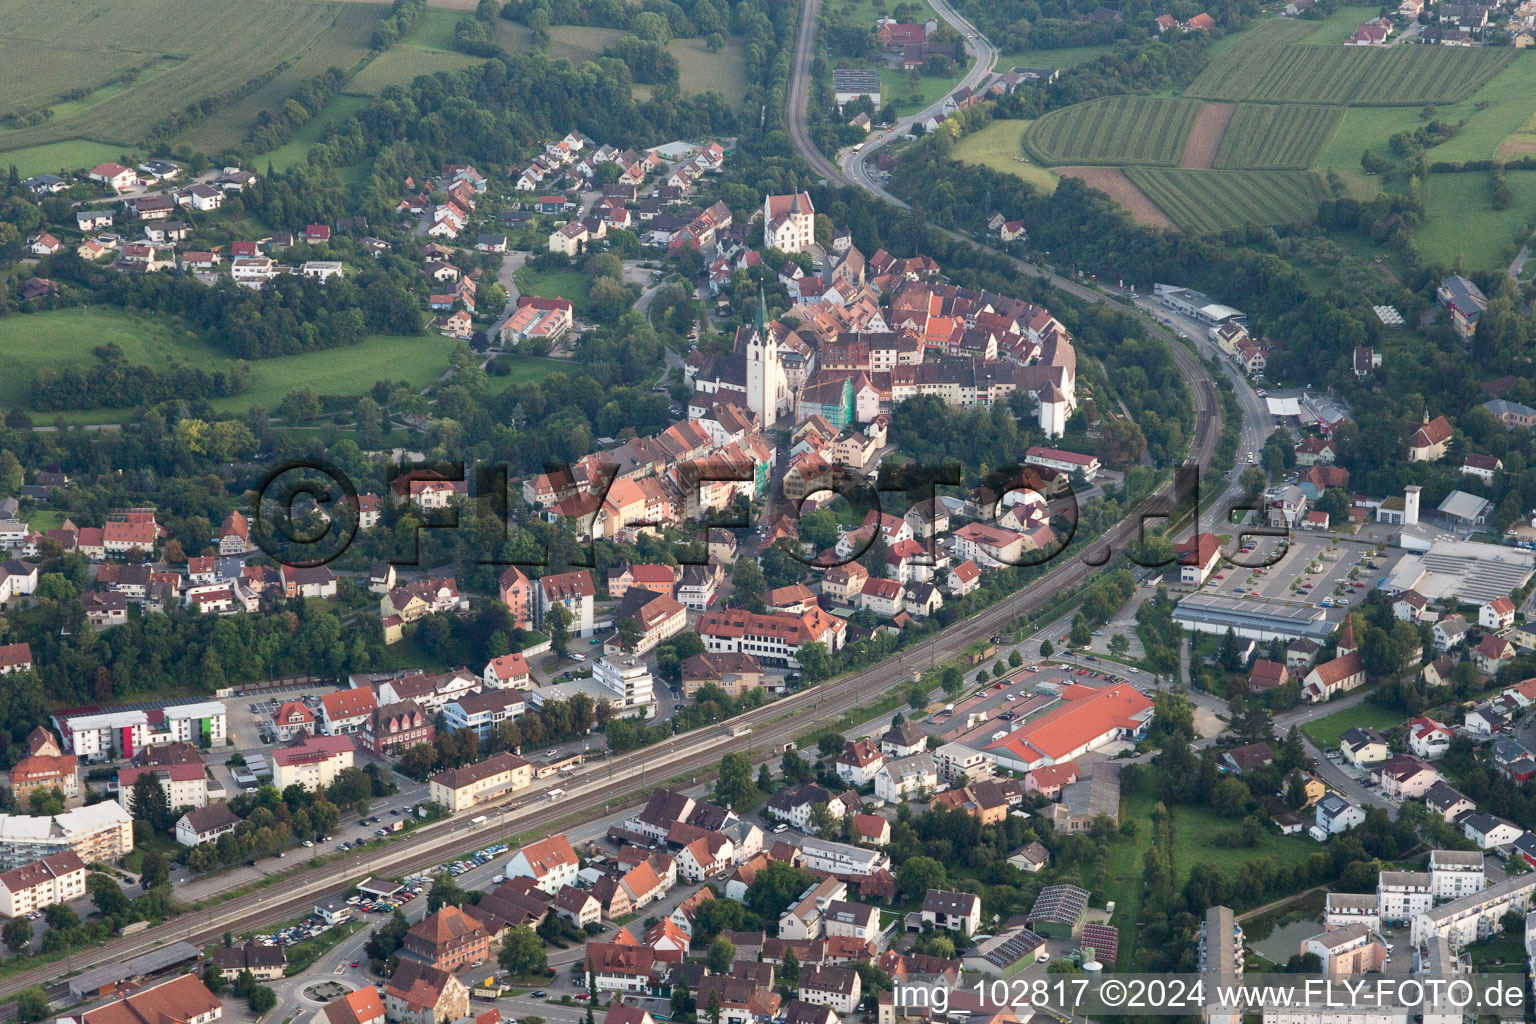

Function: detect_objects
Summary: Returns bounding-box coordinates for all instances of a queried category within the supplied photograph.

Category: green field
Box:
[951,119,1059,193]
[0,307,453,421]
[1214,103,1341,169]
[1413,169,1536,273]
[1351,46,1512,106]
[546,25,627,62]
[1102,789,1320,968]
[1294,5,1386,44]
[485,356,580,392]
[1024,96,1202,166]
[344,45,483,94]
[1188,29,1513,106]
[0,139,128,178]
[1125,167,1330,233]
[671,37,749,105]
[254,94,371,171]
[996,44,1117,70]
[1184,19,1315,100]
[514,266,592,314]
[0,0,381,156]
[1299,702,1404,748]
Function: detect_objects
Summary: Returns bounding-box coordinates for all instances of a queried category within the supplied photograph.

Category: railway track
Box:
[2,15,1225,1008]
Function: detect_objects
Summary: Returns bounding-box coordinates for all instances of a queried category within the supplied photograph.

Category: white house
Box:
[505,834,579,894]
[834,739,884,786]
[873,752,936,803]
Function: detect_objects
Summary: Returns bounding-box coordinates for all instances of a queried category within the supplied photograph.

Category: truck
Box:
[389,820,403,832]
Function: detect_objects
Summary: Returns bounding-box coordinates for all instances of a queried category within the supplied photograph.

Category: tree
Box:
[781,947,801,987]
[139,849,170,890]
[716,753,754,807]
[1008,650,1023,668]
[897,856,946,901]
[427,871,465,912]
[548,604,573,658]
[1212,777,1250,818]
[671,982,697,1022]
[1069,614,1092,648]
[89,872,129,921]
[756,764,774,794]
[617,616,644,653]
[499,924,548,976]
[707,935,736,973]
[1039,640,1053,657]
[201,964,228,997]
[1108,634,1130,658]
[130,772,173,833]
[796,641,832,683]
[15,986,48,1023]
[706,989,723,1024]
[3,917,32,954]
[248,986,276,1016]
[781,749,812,786]
[731,559,767,611]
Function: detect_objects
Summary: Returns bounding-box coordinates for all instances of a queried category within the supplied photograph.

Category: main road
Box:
[0,14,1245,1012]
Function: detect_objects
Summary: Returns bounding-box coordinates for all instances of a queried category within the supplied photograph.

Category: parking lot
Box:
[1198,534,1402,614]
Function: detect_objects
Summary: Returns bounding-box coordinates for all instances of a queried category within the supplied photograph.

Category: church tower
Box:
[746,289,785,430]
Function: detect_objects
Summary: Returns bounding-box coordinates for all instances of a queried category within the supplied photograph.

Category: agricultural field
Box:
[671,37,750,105]
[1185,19,1313,100]
[1123,167,1330,234]
[1213,103,1341,169]
[1023,96,1202,167]
[0,307,454,423]
[1351,46,1512,106]
[1188,28,1512,106]
[0,0,381,158]
[951,119,1059,194]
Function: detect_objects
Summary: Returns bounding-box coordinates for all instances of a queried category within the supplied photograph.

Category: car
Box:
[303,840,314,848]
[1214,574,1225,580]
[531,992,547,1000]
[576,995,590,1002]
[571,652,586,662]
[773,823,790,833]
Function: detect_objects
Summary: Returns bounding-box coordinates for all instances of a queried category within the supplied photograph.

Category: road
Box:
[841,0,997,196]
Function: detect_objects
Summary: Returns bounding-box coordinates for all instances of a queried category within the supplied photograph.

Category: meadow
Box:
[514,266,593,316]
[1124,167,1330,234]
[0,307,455,422]
[1213,103,1341,169]
[951,119,1059,193]
[1023,96,1202,166]
[0,140,127,179]
[1299,702,1405,748]
[1412,169,1536,273]
[0,0,380,157]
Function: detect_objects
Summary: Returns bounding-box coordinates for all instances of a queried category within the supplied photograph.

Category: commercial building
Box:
[697,606,847,667]
[1172,593,1338,644]
[57,701,227,761]
[983,683,1152,771]
[80,973,223,1024]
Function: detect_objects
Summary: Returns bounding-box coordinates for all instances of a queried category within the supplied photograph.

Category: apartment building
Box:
[0,850,87,918]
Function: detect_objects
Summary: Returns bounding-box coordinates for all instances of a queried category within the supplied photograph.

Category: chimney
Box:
[1404,485,1421,527]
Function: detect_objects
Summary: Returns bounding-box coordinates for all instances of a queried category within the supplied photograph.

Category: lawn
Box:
[950,119,1058,194]
[485,356,579,392]
[671,37,749,105]
[514,266,592,315]
[0,307,454,422]
[345,46,484,94]
[1101,789,1319,968]
[1412,168,1536,273]
[996,44,1115,71]
[255,94,371,171]
[1299,702,1404,749]
[401,6,465,49]
[0,139,127,178]
[546,25,627,63]
[0,0,380,155]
